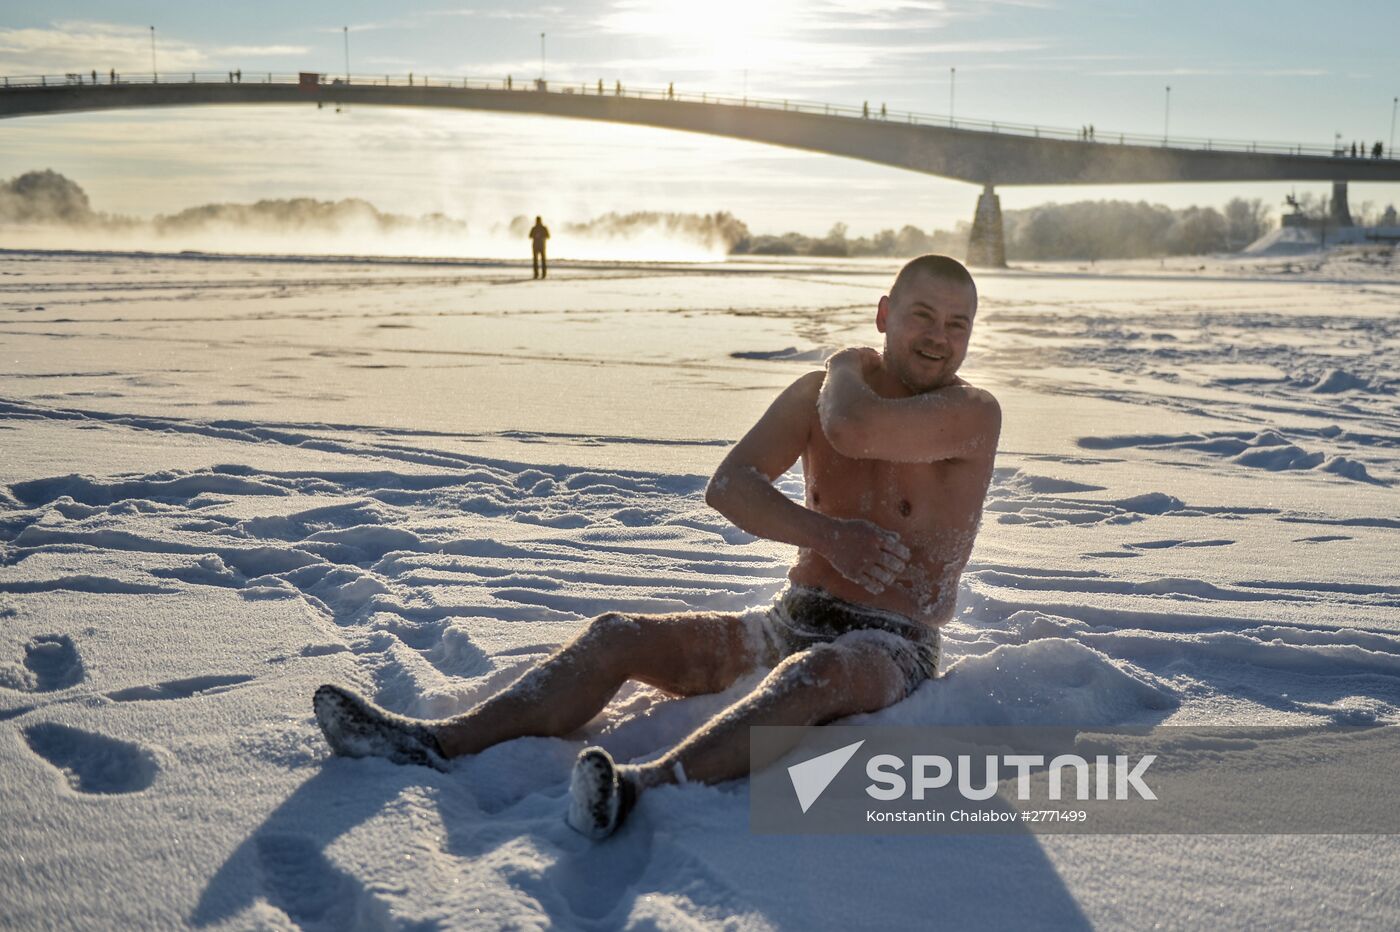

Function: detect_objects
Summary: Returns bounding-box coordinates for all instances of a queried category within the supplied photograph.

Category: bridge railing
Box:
[2,71,1391,162]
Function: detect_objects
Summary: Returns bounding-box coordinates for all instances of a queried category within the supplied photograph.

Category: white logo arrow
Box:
[787,739,865,813]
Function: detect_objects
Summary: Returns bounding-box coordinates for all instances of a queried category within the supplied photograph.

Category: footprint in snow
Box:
[21,722,159,794]
[0,634,85,693]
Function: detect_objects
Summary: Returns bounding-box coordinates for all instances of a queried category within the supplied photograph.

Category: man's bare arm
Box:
[819,347,1001,463]
[707,372,910,594]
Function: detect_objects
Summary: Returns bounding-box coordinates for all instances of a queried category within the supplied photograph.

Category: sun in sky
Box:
[601,0,806,81]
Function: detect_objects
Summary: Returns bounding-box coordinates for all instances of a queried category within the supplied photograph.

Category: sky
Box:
[0,1,1397,237]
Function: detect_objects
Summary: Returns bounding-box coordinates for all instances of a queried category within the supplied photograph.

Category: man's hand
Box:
[820,344,1001,464]
[825,346,881,377]
[818,517,911,595]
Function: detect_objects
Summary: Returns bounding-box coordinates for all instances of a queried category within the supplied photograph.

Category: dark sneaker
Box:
[313,683,449,772]
[566,746,638,840]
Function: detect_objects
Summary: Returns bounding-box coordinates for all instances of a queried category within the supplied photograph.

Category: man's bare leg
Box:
[641,639,908,786]
[314,610,760,765]
[566,639,910,837]
[435,610,758,756]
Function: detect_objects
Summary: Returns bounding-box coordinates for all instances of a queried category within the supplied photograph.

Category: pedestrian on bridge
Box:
[530,217,551,280]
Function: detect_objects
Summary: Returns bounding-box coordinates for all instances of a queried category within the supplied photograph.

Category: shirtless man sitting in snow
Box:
[314,254,1001,839]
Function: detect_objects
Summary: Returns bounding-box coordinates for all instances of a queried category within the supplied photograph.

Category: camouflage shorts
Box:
[747,584,941,696]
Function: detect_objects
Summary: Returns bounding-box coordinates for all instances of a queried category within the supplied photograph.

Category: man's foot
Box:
[313,684,449,772]
[566,746,638,840]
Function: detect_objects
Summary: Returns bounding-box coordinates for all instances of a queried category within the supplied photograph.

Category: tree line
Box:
[4,169,1295,259]
[733,198,1277,259]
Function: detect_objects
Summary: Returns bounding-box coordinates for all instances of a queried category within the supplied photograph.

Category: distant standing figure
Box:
[667,82,674,99]
[880,102,886,119]
[1373,141,1384,159]
[863,101,869,118]
[530,216,551,280]
[507,75,513,89]
[598,79,603,94]
[109,68,115,83]
[236,68,241,83]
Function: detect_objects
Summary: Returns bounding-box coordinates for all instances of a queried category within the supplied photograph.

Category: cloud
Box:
[0,20,205,74]
[597,0,1050,37]
[1090,67,1330,77]
[424,8,565,20]
[598,0,952,37]
[218,45,310,58]
[1033,53,1135,62]
[583,0,1050,91]
[317,20,421,35]
[0,21,313,78]
[568,34,1045,85]
[329,6,570,34]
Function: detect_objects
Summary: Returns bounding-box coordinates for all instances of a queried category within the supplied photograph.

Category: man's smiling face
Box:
[876,271,978,394]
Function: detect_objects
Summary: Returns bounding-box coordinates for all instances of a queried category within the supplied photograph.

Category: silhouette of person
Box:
[1089,123,1095,141]
[615,80,621,95]
[507,75,512,89]
[598,79,603,94]
[1373,141,1383,159]
[880,102,886,118]
[667,82,674,99]
[91,69,97,84]
[529,216,550,279]
[1350,141,1357,158]
[863,101,869,118]
[236,68,241,83]
[109,68,115,84]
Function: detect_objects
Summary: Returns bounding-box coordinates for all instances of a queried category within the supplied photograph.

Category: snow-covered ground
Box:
[1,247,1398,929]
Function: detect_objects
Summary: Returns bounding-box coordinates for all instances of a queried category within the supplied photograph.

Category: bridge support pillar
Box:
[1330,181,1354,227]
[966,184,1006,268]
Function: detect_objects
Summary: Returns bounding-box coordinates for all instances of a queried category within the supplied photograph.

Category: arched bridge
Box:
[5,72,1398,265]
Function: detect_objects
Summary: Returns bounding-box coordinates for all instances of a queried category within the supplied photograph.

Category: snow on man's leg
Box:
[313,684,449,772]
[434,609,758,758]
[632,639,914,789]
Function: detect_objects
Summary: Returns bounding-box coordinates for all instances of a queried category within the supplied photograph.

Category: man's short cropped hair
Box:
[889,254,978,310]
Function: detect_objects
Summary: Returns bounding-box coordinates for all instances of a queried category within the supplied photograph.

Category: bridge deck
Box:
[4,75,1399,187]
